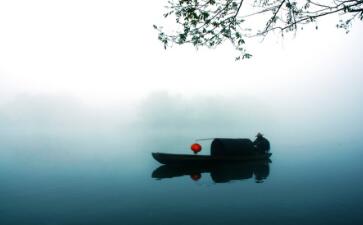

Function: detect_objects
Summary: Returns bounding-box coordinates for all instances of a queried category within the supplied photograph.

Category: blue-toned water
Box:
[1,127,362,225]
[0,92,363,225]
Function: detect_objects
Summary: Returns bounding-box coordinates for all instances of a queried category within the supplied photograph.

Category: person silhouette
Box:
[253,133,270,153]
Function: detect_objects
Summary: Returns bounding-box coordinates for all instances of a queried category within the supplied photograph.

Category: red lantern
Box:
[190,173,202,181]
[191,143,202,154]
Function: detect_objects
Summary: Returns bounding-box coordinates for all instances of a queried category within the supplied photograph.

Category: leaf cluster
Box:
[154,0,363,60]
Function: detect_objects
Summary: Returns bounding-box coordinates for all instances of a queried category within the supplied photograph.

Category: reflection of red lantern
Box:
[191,143,202,154]
[190,173,202,181]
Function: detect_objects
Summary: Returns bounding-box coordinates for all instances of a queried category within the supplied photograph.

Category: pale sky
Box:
[0,0,363,148]
[0,0,362,106]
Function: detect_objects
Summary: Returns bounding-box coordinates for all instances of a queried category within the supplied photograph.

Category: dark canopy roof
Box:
[211,138,255,156]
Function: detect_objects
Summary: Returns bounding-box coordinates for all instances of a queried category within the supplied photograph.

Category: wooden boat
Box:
[152,152,272,166]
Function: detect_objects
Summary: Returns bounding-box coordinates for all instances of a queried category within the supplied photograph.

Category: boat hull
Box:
[152,152,272,166]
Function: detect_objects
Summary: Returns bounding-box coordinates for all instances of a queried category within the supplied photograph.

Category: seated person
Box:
[253,133,270,153]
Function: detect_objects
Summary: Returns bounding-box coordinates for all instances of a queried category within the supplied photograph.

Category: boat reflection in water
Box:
[152,160,270,183]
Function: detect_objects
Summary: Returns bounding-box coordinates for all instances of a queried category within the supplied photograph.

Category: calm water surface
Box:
[0,130,362,225]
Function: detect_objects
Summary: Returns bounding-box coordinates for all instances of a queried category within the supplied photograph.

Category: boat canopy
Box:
[211,138,255,156]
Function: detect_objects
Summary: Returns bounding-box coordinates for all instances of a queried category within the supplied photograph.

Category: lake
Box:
[1,126,362,225]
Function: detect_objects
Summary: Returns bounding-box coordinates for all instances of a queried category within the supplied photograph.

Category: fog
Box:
[1,1,363,154]
[0,88,362,153]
